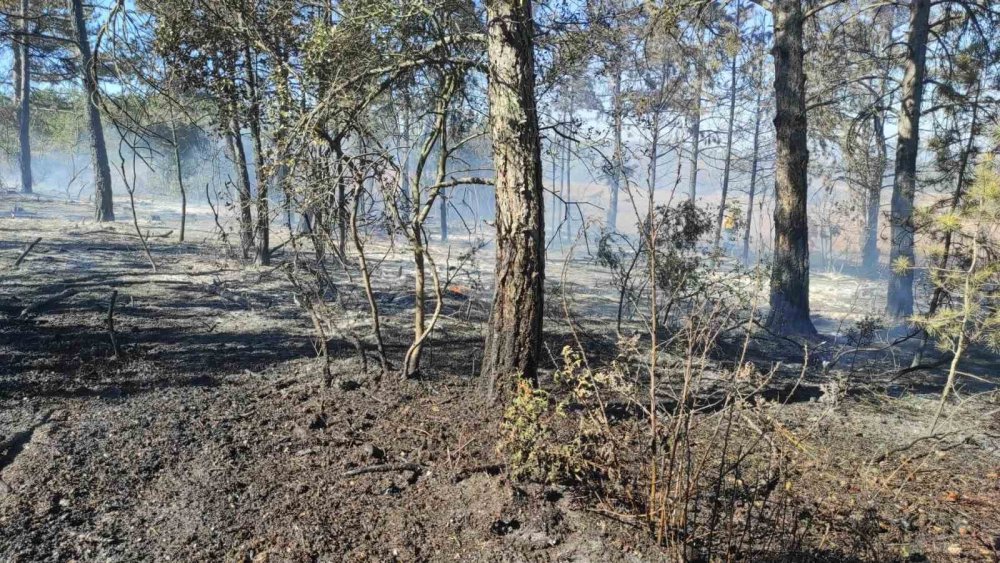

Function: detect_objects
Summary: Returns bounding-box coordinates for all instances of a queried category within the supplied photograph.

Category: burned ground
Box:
[1,194,998,561]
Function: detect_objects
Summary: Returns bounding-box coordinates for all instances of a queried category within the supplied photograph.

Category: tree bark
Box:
[350,171,391,379]
[481,0,545,393]
[550,138,560,239]
[244,47,269,266]
[15,0,32,194]
[767,0,816,335]
[224,115,255,259]
[399,95,413,223]
[439,195,448,241]
[743,86,763,264]
[887,0,931,319]
[607,67,623,231]
[688,74,703,201]
[69,0,114,222]
[562,106,573,242]
[861,112,887,275]
[170,116,187,242]
[715,1,741,247]
[335,142,347,259]
[409,225,426,375]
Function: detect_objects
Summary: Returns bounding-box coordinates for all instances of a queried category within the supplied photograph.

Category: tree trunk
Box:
[349,172,391,379]
[607,67,623,232]
[16,0,32,194]
[439,194,448,241]
[244,48,269,266]
[861,112,887,275]
[562,109,573,243]
[715,1,741,247]
[550,138,560,239]
[767,0,816,335]
[69,0,114,222]
[743,87,763,264]
[337,155,347,258]
[481,0,545,393]
[225,115,255,258]
[408,227,426,375]
[400,96,413,223]
[861,186,879,272]
[887,0,931,319]
[688,74,703,201]
[170,116,187,242]
[324,137,349,259]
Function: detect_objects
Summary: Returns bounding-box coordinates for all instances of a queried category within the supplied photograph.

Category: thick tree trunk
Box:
[70,0,114,222]
[715,1,741,247]
[225,115,255,258]
[688,74,703,201]
[743,87,763,264]
[767,0,816,335]
[16,0,32,194]
[481,0,545,393]
[887,0,931,319]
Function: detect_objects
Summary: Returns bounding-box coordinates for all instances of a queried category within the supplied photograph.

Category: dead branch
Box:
[139,230,173,239]
[342,462,421,478]
[349,177,391,379]
[206,182,238,259]
[18,288,81,319]
[12,237,41,269]
[869,428,967,464]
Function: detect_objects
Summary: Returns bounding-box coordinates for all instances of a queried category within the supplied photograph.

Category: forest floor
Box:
[1,191,999,562]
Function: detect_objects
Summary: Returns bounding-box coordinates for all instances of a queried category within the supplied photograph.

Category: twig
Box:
[12,237,41,269]
[869,428,966,464]
[884,357,951,382]
[342,462,421,478]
